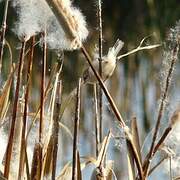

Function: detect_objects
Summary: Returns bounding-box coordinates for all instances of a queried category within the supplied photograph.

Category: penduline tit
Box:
[83,39,124,84]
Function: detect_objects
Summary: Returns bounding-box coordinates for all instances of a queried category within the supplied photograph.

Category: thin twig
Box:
[4,38,26,179]
[72,78,81,180]
[0,0,10,73]
[117,36,161,60]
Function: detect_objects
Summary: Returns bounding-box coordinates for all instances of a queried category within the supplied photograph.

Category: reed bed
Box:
[0,0,179,179]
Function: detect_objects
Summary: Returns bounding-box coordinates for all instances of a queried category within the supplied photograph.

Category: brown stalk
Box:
[125,128,144,180]
[153,126,172,155]
[0,0,10,73]
[81,46,144,177]
[72,78,81,180]
[143,42,179,178]
[25,63,58,139]
[39,31,47,143]
[94,84,100,158]
[4,39,27,179]
[18,36,35,179]
[51,80,62,180]
[30,143,42,180]
[76,151,82,180]
[38,31,47,177]
[97,0,103,143]
[81,45,125,128]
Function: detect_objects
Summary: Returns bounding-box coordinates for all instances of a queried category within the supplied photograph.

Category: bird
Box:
[60,39,124,117]
[83,39,124,84]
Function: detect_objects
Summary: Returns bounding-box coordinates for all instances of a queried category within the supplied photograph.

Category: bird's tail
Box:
[108,39,124,57]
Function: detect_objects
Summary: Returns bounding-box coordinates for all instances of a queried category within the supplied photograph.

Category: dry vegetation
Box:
[0,0,179,180]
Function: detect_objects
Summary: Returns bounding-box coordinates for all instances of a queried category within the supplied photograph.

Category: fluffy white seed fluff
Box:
[12,0,88,50]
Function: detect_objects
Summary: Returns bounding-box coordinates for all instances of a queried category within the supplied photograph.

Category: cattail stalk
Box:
[4,38,26,179]
[52,80,62,179]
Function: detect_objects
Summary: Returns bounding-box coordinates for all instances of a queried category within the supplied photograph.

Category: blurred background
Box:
[0,0,180,179]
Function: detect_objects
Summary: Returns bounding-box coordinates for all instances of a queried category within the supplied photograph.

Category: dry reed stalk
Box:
[4,38,27,179]
[94,84,100,158]
[81,46,125,127]
[25,63,58,139]
[30,143,42,180]
[10,99,23,179]
[38,31,47,178]
[39,31,47,143]
[76,151,82,180]
[0,0,10,73]
[72,78,81,180]
[42,76,62,179]
[97,0,103,143]
[125,127,144,180]
[81,46,144,178]
[0,66,17,123]
[127,117,142,179]
[18,36,35,180]
[143,40,179,178]
[51,77,62,179]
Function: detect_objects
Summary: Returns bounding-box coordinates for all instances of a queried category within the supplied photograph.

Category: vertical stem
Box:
[0,0,10,73]
[72,78,81,180]
[94,84,100,157]
[18,36,35,179]
[97,0,103,143]
[39,31,47,177]
[39,32,47,143]
[52,80,62,180]
[4,39,26,179]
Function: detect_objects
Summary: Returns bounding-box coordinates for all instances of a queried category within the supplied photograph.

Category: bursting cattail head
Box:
[12,0,88,50]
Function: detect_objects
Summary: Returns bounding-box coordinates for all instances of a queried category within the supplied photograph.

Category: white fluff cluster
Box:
[12,0,88,50]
